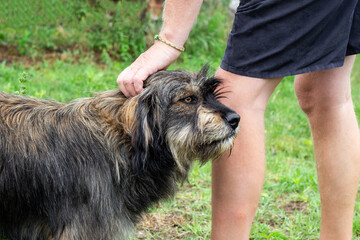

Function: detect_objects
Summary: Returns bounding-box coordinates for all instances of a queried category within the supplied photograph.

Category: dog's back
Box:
[0,92,134,240]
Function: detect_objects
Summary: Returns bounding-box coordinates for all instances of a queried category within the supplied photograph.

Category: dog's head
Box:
[131,66,240,175]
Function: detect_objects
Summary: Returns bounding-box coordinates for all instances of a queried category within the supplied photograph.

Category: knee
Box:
[294,82,317,115]
[294,79,352,116]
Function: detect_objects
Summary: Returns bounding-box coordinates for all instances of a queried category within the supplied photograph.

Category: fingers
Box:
[133,68,151,94]
[117,42,182,97]
[117,65,147,98]
[117,53,153,97]
[117,67,133,97]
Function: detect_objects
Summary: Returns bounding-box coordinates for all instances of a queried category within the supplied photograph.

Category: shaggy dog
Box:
[0,66,240,240]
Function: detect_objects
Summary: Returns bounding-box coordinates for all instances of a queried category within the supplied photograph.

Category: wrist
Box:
[152,41,182,59]
[159,31,187,49]
[154,35,185,52]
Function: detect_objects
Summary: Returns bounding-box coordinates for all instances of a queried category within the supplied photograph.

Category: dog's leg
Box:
[56,223,87,240]
[56,217,134,240]
[11,220,52,240]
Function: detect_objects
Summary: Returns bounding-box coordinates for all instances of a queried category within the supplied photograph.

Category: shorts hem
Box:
[220,61,347,79]
[346,49,360,56]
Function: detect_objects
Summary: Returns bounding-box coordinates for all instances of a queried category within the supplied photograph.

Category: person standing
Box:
[117,0,360,239]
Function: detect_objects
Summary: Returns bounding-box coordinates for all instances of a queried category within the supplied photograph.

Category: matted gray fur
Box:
[0,66,240,240]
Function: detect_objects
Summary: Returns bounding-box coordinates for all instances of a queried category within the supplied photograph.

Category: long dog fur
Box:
[0,66,239,240]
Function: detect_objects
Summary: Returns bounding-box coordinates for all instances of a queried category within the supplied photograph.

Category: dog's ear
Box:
[131,90,162,175]
[198,64,210,79]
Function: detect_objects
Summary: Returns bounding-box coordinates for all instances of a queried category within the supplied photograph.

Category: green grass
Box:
[1,0,360,239]
[0,58,359,240]
[0,0,231,62]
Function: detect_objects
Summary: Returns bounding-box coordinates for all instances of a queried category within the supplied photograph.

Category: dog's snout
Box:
[224,112,240,130]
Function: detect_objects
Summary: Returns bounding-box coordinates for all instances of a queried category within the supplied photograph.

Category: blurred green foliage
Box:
[0,0,232,62]
[0,0,148,61]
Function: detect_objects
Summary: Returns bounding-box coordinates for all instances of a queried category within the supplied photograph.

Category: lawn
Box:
[0,57,359,240]
[0,0,360,239]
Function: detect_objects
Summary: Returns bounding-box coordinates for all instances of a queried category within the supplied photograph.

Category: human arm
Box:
[117,0,203,97]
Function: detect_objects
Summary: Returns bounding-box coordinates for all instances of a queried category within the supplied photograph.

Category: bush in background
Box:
[0,0,233,63]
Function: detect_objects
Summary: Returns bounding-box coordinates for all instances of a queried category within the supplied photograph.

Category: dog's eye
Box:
[180,96,198,104]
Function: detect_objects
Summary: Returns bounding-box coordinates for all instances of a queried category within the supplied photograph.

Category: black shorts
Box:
[220,0,360,78]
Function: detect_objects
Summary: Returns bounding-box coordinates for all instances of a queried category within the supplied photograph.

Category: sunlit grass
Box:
[1,58,359,239]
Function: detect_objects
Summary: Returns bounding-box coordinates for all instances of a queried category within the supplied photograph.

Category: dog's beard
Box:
[166,121,237,174]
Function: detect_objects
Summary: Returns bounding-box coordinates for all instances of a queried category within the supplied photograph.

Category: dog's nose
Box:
[224,112,240,130]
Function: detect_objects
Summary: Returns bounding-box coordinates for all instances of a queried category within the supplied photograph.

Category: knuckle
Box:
[123,79,133,86]
[116,78,122,85]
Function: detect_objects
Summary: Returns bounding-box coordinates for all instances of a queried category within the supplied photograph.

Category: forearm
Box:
[117,0,203,96]
[160,0,203,48]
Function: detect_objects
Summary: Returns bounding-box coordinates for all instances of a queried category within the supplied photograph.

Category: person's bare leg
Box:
[211,68,282,240]
[295,55,360,240]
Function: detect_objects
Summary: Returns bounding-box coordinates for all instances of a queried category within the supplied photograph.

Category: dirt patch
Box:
[0,44,28,64]
[0,44,105,67]
[135,210,191,239]
[282,200,308,215]
[258,217,280,228]
[134,182,211,239]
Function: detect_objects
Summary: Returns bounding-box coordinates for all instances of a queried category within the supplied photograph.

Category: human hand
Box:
[117,41,182,97]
